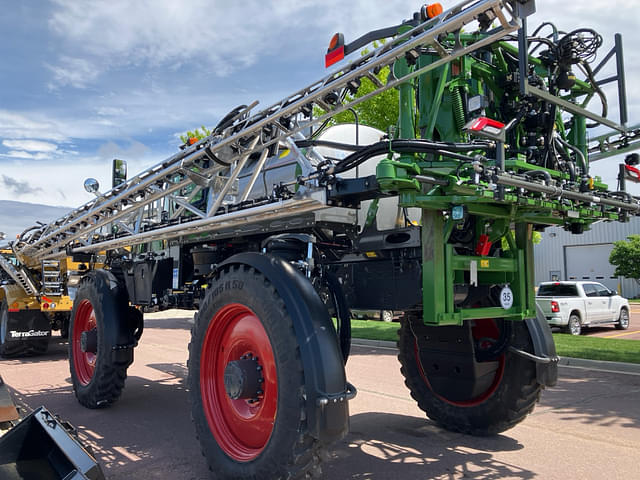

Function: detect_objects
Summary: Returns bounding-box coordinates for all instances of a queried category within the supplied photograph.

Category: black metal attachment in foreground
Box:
[0,406,105,480]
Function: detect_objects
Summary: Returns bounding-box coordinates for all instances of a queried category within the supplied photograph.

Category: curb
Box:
[557,356,640,375]
[350,338,640,375]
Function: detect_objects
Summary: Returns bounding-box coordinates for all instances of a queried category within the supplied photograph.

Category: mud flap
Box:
[525,305,560,387]
[219,253,354,445]
[3,310,51,344]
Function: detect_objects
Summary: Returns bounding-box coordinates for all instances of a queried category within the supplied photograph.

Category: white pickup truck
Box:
[536,281,630,335]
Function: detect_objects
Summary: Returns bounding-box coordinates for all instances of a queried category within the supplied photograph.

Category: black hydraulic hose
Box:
[555,134,588,175]
[578,61,608,127]
[320,139,491,174]
[295,139,363,152]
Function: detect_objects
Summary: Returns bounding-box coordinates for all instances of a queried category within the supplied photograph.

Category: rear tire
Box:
[616,308,629,330]
[397,314,541,435]
[381,310,394,323]
[188,265,321,479]
[0,301,22,358]
[565,314,582,336]
[69,271,130,408]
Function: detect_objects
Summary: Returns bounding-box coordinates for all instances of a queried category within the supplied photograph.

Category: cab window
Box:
[582,284,599,297]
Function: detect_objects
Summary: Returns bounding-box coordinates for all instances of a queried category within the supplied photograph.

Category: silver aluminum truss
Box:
[14,0,527,262]
[589,124,640,162]
[0,254,38,296]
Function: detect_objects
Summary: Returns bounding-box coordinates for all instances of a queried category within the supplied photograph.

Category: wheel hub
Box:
[223,355,264,401]
[80,328,98,354]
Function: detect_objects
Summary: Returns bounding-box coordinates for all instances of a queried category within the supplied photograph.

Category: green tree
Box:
[315,66,398,133]
[179,125,211,144]
[609,234,640,282]
[315,41,399,133]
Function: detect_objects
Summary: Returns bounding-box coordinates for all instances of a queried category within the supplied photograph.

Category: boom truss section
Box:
[13,0,524,261]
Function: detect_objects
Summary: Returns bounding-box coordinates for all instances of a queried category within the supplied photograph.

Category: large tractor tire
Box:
[397,313,541,435]
[0,300,50,358]
[69,270,134,408]
[188,264,323,480]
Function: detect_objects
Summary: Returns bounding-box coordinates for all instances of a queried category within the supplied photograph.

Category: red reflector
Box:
[469,117,505,132]
[551,301,560,313]
[42,303,49,309]
[624,164,640,183]
[475,234,492,256]
[325,45,345,68]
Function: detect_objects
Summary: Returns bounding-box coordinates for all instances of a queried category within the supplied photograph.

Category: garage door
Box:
[565,243,618,291]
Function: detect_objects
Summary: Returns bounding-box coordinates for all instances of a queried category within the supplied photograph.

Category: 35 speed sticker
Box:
[499,286,514,310]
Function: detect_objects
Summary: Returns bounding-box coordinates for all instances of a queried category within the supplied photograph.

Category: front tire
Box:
[69,271,131,408]
[188,265,321,479]
[616,308,630,330]
[397,314,541,435]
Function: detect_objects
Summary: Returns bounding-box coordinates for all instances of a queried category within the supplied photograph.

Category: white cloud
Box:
[45,0,413,84]
[96,106,126,117]
[1,150,52,161]
[0,110,68,142]
[0,156,122,206]
[46,56,102,89]
[2,139,58,152]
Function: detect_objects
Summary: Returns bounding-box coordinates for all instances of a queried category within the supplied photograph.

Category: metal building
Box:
[533,216,640,298]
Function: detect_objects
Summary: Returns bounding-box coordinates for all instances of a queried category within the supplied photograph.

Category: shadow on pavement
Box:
[537,368,640,430]
[325,411,532,479]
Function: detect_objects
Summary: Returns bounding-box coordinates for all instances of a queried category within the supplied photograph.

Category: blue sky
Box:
[1,0,639,208]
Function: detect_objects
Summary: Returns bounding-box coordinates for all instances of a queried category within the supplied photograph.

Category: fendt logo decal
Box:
[9,330,50,338]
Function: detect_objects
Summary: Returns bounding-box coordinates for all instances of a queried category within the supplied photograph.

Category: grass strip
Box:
[348,319,640,364]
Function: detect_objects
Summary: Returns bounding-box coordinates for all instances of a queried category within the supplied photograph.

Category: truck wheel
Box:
[0,301,50,357]
[69,271,130,408]
[397,315,541,435]
[188,265,321,480]
[616,308,629,330]
[565,314,582,335]
[381,310,394,323]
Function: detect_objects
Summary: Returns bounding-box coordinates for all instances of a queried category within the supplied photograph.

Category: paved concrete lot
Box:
[1,311,639,479]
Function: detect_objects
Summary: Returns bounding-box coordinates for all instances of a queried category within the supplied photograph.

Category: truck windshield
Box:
[537,284,578,296]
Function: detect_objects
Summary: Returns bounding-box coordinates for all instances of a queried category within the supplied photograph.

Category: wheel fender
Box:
[79,270,135,365]
[527,305,560,387]
[218,252,350,444]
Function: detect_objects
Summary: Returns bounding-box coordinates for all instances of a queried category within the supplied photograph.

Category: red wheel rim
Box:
[200,303,278,461]
[415,318,505,407]
[73,299,97,385]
